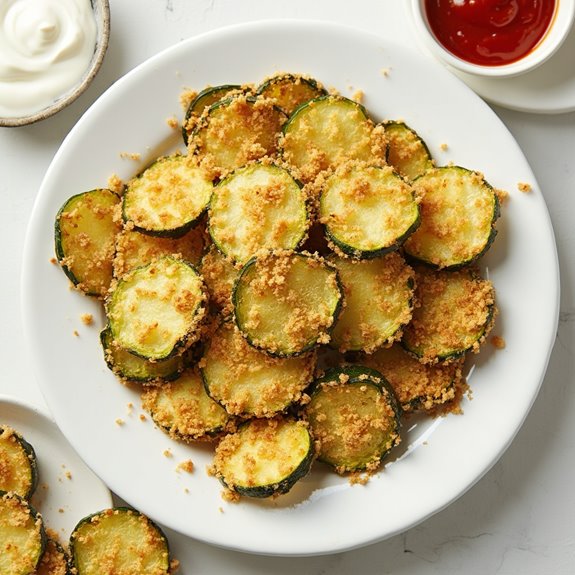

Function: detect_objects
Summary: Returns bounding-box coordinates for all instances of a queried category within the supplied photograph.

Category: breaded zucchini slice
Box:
[255,73,327,115]
[36,537,72,575]
[113,224,206,278]
[208,162,308,264]
[141,368,232,441]
[212,417,315,498]
[122,154,212,238]
[54,188,121,297]
[402,266,496,363]
[106,256,207,361]
[319,163,420,258]
[384,121,434,181]
[329,252,415,353]
[403,166,500,269]
[233,251,343,356]
[361,343,464,412]
[0,426,38,499]
[69,507,171,575]
[100,327,185,383]
[280,95,386,182]
[0,491,46,575]
[200,322,315,418]
[303,366,401,474]
[199,245,240,313]
[182,84,243,146]
[189,94,285,178]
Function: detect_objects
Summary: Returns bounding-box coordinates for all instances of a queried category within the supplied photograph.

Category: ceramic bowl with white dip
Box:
[0,0,110,127]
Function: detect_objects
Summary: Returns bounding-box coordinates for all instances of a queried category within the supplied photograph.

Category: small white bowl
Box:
[411,0,575,78]
[0,0,110,127]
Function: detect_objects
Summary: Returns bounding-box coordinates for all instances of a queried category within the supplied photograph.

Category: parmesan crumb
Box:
[440,143,449,151]
[80,313,93,325]
[380,67,391,77]
[139,414,147,422]
[115,418,125,426]
[119,151,142,161]
[163,449,173,458]
[73,330,79,337]
[176,459,194,474]
[50,257,57,264]
[107,173,124,194]
[491,335,506,349]
[166,116,179,130]
[518,181,532,193]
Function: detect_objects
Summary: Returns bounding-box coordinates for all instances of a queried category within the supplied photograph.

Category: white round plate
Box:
[0,396,113,540]
[405,2,575,114]
[21,21,559,556]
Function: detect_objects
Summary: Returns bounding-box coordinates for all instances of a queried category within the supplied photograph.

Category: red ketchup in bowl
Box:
[424,0,557,66]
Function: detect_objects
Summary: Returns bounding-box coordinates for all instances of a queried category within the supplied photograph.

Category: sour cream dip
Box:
[0,0,97,118]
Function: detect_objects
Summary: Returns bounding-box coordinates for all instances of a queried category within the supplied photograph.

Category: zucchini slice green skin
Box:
[208,162,309,265]
[280,95,386,183]
[319,163,420,259]
[384,121,434,182]
[189,94,286,178]
[212,417,315,498]
[0,426,38,500]
[402,266,497,364]
[69,507,171,575]
[233,251,343,357]
[54,188,121,297]
[255,73,328,115]
[403,166,500,270]
[0,491,47,575]
[200,322,315,418]
[106,256,207,361]
[182,84,243,146]
[122,155,213,238]
[328,253,415,353]
[141,368,233,441]
[304,366,401,473]
[360,343,464,413]
[100,327,185,384]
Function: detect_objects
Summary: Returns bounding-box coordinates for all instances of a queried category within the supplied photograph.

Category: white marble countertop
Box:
[1,1,574,573]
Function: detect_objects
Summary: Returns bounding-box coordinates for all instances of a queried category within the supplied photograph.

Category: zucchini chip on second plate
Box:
[70,507,171,575]
[0,426,38,499]
[0,491,46,575]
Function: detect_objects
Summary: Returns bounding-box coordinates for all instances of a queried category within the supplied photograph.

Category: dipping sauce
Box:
[424,0,557,67]
[0,0,97,118]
